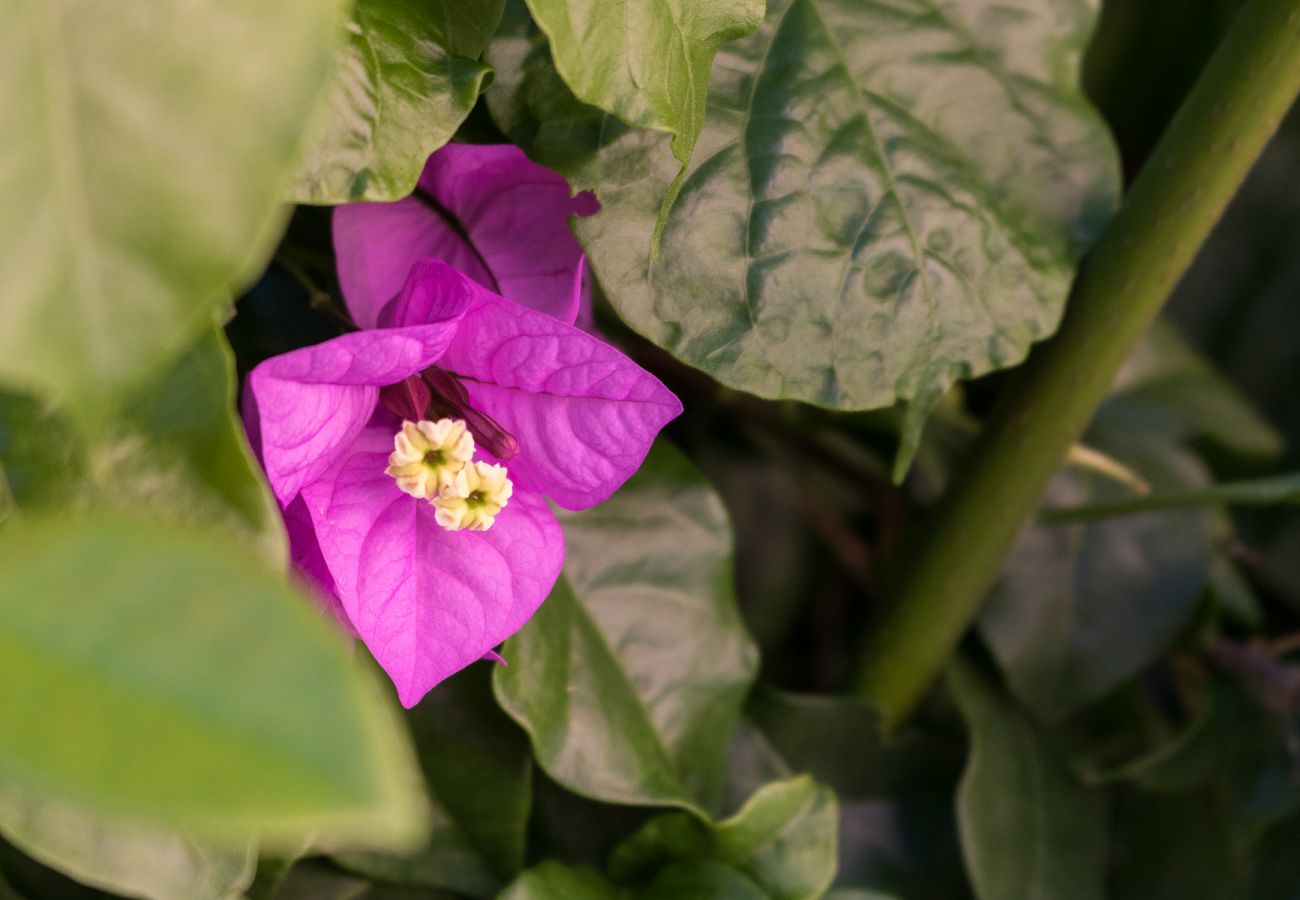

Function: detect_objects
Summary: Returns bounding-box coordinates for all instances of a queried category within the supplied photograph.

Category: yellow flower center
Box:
[434,462,514,532]
[385,419,474,500]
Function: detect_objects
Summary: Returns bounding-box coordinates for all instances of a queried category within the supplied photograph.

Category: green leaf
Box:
[274,861,460,900]
[979,444,1216,720]
[0,515,426,849]
[488,0,1117,441]
[498,862,620,900]
[637,860,769,900]
[523,0,762,171]
[428,0,508,58]
[609,776,838,900]
[0,330,287,569]
[0,785,253,900]
[950,658,1109,900]
[0,0,345,414]
[335,666,531,895]
[291,0,494,203]
[494,441,759,816]
[1095,320,1284,461]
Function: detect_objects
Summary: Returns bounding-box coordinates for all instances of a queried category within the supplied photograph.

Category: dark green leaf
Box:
[292,0,493,203]
[523,0,762,171]
[637,860,768,900]
[0,785,253,900]
[0,516,425,848]
[1110,788,1242,900]
[489,0,1116,464]
[950,658,1109,900]
[979,444,1216,719]
[498,862,621,900]
[0,0,345,415]
[335,666,531,895]
[494,441,759,816]
[428,0,507,58]
[609,776,837,900]
[274,861,459,900]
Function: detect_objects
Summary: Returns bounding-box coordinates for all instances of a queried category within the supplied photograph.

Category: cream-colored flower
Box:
[434,461,513,532]
[385,419,474,500]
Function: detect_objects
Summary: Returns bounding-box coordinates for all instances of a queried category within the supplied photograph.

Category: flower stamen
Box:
[434,462,513,532]
[386,419,474,500]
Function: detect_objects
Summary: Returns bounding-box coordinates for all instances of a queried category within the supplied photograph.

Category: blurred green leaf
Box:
[523,0,762,173]
[292,0,493,203]
[1096,321,1284,462]
[950,658,1108,900]
[0,516,425,849]
[494,441,759,817]
[609,776,837,900]
[0,331,286,568]
[335,666,530,895]
[489,0,1116,468]
[498,862,620,900]
[637,860,769,900]
[979,444,1216,720]
[0,785,253,900]
[0,0,345,415]
[274,861,458,900]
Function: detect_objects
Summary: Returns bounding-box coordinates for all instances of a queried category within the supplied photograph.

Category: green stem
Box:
[855,0,1300,732]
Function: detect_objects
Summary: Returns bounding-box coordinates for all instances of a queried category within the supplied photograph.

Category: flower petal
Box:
[301,427,565,707]
[284,495,356,636]
[243,318,464,505]
[407,262,682,509]
[334,143,597,328]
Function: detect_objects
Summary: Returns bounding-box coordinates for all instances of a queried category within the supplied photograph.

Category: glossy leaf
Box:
[292,0,493,203]
[0,785,253,900]
[950,659,1109,900]
[494,441,759,816]
[335,666,531,895]
[0,0,345,413]
[489,0,1117,453]
[0,516,425,848]
[609,776,838,900]
[979,443,1216,720]
[524,0,762,169]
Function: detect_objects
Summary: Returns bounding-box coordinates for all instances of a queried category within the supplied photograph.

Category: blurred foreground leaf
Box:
[0,785,252,900]
[494,441,758,817]
[291,0,493,203]
[0,0,345,415]
[0,516,425,849]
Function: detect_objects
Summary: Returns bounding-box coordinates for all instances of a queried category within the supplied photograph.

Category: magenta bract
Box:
[244,146,679,706]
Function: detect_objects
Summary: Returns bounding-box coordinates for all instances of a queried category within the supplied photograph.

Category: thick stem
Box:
[855,0,1300,732]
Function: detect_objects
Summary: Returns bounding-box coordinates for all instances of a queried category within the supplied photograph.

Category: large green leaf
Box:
[0,516,425,848]
[489,0,1117,458]
[523,0,762,171]
[950,659,1109,900]
[609,776,838,900]
[979,443,1216,720]
[292,0,494,203]
[494,441,759,817]
[428,0,508,57]
[0,785,253,900]
[336,666,531,896]
[0,0,345,414]
[0,330,286,568]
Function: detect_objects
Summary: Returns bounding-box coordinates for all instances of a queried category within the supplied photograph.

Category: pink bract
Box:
[245,256,680,707]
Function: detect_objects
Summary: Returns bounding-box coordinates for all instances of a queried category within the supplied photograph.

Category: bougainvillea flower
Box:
[244,260,681,707]
[333,142,600,330]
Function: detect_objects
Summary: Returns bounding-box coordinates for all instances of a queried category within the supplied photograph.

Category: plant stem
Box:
[855,0,1300,732]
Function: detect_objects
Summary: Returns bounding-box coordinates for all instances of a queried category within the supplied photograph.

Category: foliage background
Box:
[4,0,1300,898]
